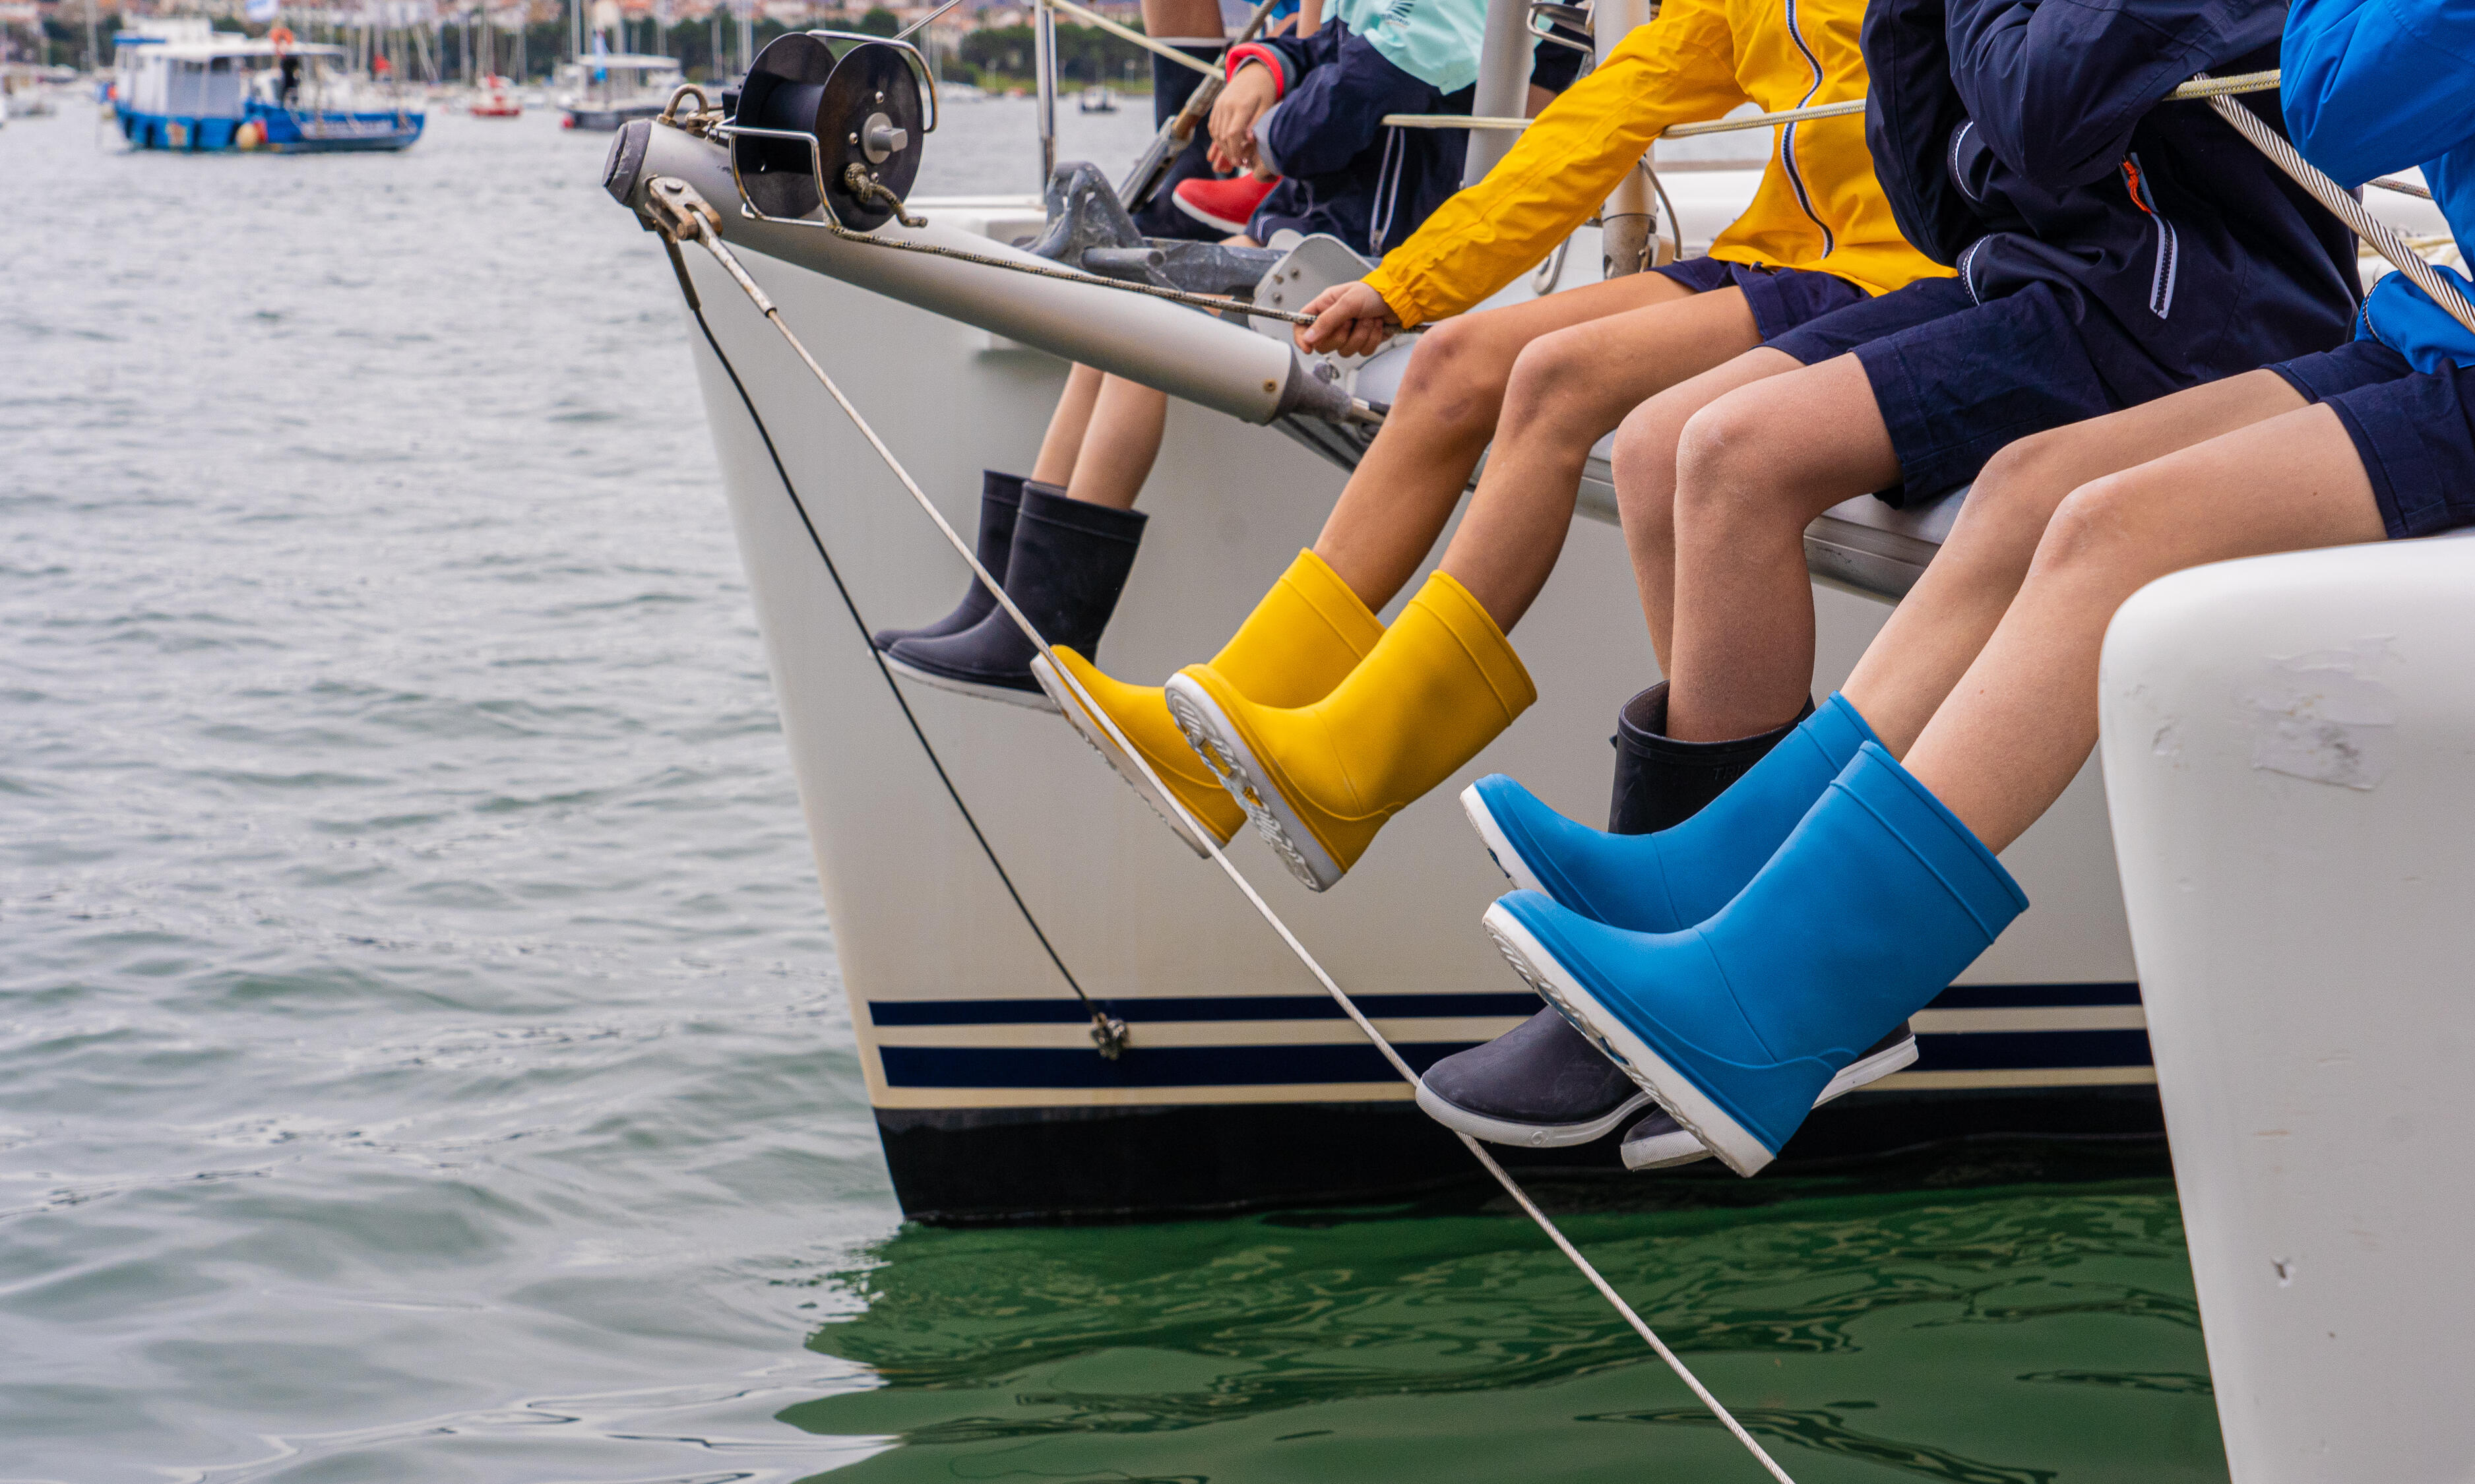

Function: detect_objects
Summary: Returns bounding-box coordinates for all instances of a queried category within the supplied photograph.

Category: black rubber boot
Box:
[1415,1006,1648,1147]
[871,471,1026,652]
[1422,683,1823,1154]
[1607,681,1815,834]
[1129,44,1230,243]
[883,481,1147,708]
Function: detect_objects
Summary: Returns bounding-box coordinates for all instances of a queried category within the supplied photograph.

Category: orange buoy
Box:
[268,24,294,52]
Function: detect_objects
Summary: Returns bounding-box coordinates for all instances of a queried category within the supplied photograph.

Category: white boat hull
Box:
[2102,536,2475,1483]
[674,199,2150,1221]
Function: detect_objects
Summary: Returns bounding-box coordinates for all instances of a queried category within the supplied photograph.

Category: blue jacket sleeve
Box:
[1257,27,1439,179]
[2283,0,2475,185]
[1944,0,2286,188]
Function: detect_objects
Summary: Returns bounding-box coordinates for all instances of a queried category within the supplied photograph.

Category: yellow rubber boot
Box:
[1033,549,1386,854]
[1162,571,1536,890]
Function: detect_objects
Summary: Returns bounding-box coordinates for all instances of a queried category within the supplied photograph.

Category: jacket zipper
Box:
[2121,153,2179,318]
[1778,0,1834,256]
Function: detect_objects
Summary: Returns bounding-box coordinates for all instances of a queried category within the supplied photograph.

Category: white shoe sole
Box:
[1162,673,1343,892]
[1482,900,1776,1178]
[1459,783,1548,894]
[1414,1078,1648,1149]
[1618,1032,1919,1171]
[882,652,1059,713]
[1172,193,1251,234]
[1030,654,1213,858]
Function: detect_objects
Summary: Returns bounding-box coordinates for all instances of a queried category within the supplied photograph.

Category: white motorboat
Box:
[555,51,683,131]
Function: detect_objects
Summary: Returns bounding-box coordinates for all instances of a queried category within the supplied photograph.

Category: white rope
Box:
[660,203,1803,1484]
[2194,80,2475,336]
[1383,67,2284,138]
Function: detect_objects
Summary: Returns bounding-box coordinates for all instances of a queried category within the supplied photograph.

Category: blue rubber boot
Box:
[1462,692,1879,933]
[1480,742,2027,1177]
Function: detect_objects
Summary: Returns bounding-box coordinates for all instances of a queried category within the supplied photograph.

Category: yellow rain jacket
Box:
[1359,0,1949,328]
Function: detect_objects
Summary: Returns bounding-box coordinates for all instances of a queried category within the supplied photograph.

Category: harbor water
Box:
[2,101,2225,1481]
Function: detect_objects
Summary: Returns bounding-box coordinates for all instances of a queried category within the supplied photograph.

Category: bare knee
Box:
[1670,394,1817,536]
[1495,328,1602,437]
[1952,428,2098,552]
[1612,394,1691,538]
[2027,475,2149,585]
[1394,316,1513,433]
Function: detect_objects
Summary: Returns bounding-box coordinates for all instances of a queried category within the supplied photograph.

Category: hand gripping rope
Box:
[639,175,1809,1484]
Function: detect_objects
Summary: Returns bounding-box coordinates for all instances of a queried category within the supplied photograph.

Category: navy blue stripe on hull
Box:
[881,1042,1474,1088]
[1913,1028,2151,1070]
[869,983,2140,1026]
[870,992,1548,1026]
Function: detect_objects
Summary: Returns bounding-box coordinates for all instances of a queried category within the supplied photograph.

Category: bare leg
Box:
[1844,371,2308,754]
[1662,354,1898,741]
[1609,348,1803,669]
[1437,286,1766,629]
[1311,271,1699,609]
[1031,363,1104,487]
[1909,403,2384,852]
[1059,375,1170,510]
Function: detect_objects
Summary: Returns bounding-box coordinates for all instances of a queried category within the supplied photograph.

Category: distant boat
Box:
[470,75,522,117]
[1,64,60,117]
[1077,84,1117,113]
[110,20,423,153]
[554,53,681,131]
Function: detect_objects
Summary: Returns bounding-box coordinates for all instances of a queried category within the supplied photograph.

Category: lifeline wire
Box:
[1384,67,2286,135]
[659,238,1129,1059]
[651,193,1805,1484]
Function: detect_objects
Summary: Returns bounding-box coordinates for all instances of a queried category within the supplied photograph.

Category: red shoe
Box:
[1174,174,1282,234]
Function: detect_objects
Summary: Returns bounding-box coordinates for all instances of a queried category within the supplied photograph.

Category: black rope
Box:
[683,297,1121,1047]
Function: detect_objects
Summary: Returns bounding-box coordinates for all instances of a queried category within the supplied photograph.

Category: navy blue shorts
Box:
[2269,340,2475,540]
[1768,278,2121,505]
[1650,256,1868,343]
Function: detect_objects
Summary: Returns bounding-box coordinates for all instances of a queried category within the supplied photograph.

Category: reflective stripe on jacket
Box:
[1360,0,1949,329]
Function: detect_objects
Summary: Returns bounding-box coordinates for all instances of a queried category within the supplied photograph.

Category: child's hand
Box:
[1294,281,1401,358]
[1207,61,1279,174]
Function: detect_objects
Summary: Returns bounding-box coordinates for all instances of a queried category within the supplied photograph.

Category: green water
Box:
[790,1175,2224,1483]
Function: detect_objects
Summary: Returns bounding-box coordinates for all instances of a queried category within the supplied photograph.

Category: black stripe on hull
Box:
[876,1086,2167,1225]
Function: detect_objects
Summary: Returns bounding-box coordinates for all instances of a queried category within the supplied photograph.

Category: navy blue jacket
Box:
[1862,0,2360,404]
[1238,21,1581,257]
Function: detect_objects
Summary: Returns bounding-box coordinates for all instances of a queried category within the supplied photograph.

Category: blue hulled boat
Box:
[112,20,422,154]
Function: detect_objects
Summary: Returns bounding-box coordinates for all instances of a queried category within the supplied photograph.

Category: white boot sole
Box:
[883,652,1059,713]
[1030,655,1214,858]
[1414,1078,1648,1148]
[1459,783,1548,894]
[1618,1032,1920,1170]
[1162,675,1343,892]
[1482,900,1776,1178]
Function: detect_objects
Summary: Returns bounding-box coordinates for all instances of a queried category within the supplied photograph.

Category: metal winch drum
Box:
[732,32,935,229]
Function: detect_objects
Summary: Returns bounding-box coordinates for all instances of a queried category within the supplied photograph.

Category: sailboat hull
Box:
[674,202,2157,1223]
